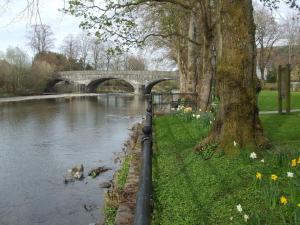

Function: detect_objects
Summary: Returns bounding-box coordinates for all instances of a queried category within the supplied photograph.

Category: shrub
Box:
[266,68,277,83]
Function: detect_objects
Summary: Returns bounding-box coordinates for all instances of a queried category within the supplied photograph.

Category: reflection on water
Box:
[0,94,146,225]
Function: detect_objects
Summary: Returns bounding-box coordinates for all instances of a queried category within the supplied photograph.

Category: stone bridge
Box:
[46,70,179,95]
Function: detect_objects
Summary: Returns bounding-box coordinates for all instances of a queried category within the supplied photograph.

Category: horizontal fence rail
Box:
[133,97,153,225]
[151,92,198,115]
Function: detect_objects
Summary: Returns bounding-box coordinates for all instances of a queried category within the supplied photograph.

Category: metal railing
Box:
[151,92,198,115]
[133,92,196,225]
[133,97,153,225]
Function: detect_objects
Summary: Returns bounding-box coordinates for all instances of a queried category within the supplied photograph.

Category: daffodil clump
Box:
[249,153,300,223]
[174,105,215,125]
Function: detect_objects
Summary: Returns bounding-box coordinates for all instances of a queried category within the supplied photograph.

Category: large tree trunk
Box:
[196,0,269,154]
[197,34,213,111]
[178,46,189,93]
[187,11,198,93]
[196,1,215,111]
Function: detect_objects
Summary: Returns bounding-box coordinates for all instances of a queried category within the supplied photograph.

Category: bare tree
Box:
[125,54,146,70]
[61,34,79,61]
[27,24,55,54]
[1,0,41,23]
[254,4,280,80]
[77,31,90,70]
[61,34,81,70]
[89,38,102,70]
[282,14,300,65]
[5,47,30,93]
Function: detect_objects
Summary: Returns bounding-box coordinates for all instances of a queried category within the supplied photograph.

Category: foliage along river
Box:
[0,94,146,225]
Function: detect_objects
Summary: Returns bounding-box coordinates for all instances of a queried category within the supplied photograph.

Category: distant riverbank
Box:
[0,93,134,103]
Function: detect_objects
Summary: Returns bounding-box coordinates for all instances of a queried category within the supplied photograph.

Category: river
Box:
[0,94,146,225]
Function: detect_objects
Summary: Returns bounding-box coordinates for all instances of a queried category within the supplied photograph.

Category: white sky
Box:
[0,0,297,65]
[0,0,81,56]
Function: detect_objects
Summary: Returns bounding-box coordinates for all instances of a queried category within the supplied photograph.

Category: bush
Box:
[266,69,277,83]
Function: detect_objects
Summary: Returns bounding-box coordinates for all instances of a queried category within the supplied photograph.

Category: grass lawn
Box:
[258,91,300,111]
[152,113,300,225]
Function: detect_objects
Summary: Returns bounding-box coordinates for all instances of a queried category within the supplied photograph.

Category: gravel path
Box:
[260,109,300,114]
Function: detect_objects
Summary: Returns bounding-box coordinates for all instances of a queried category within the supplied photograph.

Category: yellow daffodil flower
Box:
[184,107,192,113]
[297,204,300,207]
[256,172,262,180]
[291,159,297,167]
[271,174,278,181]
[280,196,288,205]
[297,157,300,164]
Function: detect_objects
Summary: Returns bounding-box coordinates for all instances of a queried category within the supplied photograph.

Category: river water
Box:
[0,94,146,225]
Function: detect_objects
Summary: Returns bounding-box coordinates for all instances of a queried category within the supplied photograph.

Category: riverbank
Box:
[103,123,143,225]
[0,93,136,103]
[152,113,300,224]
[0,93,99,103]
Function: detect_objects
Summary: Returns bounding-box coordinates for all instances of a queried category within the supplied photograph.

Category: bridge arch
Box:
[44,78,71,92]
[144,78,177,94]
[87,78,135,93]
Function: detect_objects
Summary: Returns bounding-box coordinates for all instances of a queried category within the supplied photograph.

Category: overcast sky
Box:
[0,0,82,56]
[0,0,296,60]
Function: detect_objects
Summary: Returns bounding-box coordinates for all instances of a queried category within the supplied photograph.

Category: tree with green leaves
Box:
[64,0,299,152]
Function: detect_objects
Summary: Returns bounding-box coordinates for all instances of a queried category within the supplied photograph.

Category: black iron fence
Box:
[133,98,153,225]
[150,92,198,115]
[133,92,197,225]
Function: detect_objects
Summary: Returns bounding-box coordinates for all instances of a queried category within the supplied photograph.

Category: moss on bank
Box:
[104,154,133,225]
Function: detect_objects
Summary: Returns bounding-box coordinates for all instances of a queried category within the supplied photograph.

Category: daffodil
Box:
[271,174,278,181]
[291,159,297,167]
[184,107,193,113]
[297,203,300,207]
[233,141,237,147]
[260,159,265,163]
[287,172,294,178]
[243,214,249,222]
[280,196,288,205]
[250,152,257,159]
[236,204,243,213]
[297,157,300,164]
[256,172,262,180]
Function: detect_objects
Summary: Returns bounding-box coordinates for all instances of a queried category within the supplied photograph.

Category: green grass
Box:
[104,154,132,225]
[152,114,300,225]
[104,206,118,225]
[258,91,300,111]
[116,154,132,189]
[261,113,300,147]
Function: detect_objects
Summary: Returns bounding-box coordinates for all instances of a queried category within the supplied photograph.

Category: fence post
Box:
[286,64,291,114]
[278,65,282,114]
